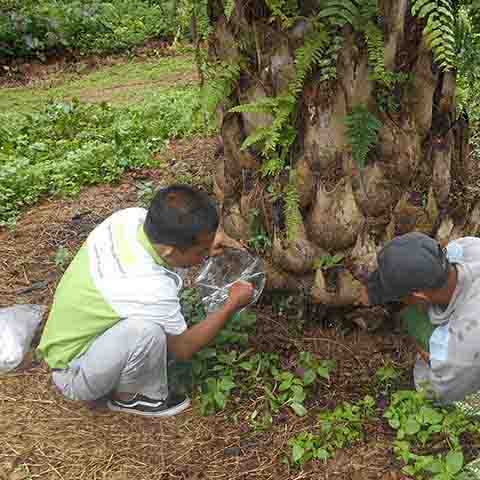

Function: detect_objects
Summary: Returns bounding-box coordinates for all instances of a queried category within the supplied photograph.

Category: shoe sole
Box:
[107,397,191,417]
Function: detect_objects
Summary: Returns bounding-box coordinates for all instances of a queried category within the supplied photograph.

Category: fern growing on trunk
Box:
[412,0,456,70]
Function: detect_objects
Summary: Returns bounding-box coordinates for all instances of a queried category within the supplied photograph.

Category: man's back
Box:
[37,208,186,370]
[417,237,480,401]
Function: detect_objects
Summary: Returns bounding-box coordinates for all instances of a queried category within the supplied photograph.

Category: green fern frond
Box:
[289,30,331,97]
[344,105,383,169]
[263,96,296,153]
[285,170,302,243]
[317,1,360,26]
[359,0,378,21]
[224,0,235,20]
[411,0,457,70]
[364,21,390,86]
[201,61,241,125]
[265,0,299,27]
[240,127,272,151]
[261,156,285,177]
[317,0,381,29]
[230,97,279,114]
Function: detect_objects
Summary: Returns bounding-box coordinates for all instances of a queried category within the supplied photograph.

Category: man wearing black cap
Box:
[362,232,480,403]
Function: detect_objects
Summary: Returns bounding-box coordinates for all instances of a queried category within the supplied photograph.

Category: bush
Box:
[0,87,204,224]
[0,0,176,59]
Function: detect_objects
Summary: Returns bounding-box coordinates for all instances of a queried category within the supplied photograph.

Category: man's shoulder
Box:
[100,207,147,229]
[446,238,480,273]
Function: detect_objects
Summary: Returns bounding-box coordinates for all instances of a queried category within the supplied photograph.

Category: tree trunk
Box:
[206,1,479,314]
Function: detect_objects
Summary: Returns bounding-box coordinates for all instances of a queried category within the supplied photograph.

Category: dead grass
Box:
[0,324,412,480]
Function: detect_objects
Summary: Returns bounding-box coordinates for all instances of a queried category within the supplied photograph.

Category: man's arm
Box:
[415,317,480,403]
[167,282,254,361]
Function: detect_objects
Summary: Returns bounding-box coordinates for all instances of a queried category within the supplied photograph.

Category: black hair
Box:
[144,185,219,250]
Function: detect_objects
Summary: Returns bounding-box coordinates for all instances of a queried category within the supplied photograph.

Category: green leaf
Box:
[331,253,345,263]
[317,365,331,380]
[412,0,432,16]
[418,2,437,18]
[292,443,305,463]
[420,406,443,425]
[446,450,464,474]
[279,379,293,391]
[427,459,444,474]
[316,448,329,461]
[219,377,236,391]
[291,402,308,416]
[239,361,253,371]
[405,417,421,435]
[433,474,451,480]
[214,391,226,409]
[303,368,317,385]
[317,6,356,25]
[291,385,306,403]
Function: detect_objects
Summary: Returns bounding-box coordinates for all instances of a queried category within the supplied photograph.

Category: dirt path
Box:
[76,70,198,103]
[0,52,197,112]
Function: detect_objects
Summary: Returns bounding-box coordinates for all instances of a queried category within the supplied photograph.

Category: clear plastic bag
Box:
[195,249,266,313]
[0,304,46,374]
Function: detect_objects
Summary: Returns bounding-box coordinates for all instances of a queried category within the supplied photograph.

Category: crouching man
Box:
[361,232,480,403]
[37,185,254,416]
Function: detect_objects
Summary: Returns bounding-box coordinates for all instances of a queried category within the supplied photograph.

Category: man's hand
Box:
[167,281,255,361]
[227,281,255,310]
[210,228,245,257]
[417,345,430,364]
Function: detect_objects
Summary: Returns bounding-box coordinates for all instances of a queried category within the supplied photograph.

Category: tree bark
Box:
[206,1,479,313]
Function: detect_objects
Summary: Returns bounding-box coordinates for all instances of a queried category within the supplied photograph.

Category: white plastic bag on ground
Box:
[0,304,46,374]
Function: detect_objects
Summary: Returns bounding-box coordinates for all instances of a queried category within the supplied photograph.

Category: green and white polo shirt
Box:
[37,208,187,370]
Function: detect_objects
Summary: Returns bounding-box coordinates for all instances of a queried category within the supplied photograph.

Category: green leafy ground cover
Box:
[0,0,177,59]
[0,55,205,227]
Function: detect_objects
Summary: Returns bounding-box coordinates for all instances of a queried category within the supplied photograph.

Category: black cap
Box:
[367,232,450,305]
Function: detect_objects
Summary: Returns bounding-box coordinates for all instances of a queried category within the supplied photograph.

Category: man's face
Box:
[169,232,216,267]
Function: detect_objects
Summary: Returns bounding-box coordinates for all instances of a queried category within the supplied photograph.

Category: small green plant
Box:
[136,181,156,207]
[344,105,383,169]
[375,362,401,386]
[199,370,236,415]
[314,253,345,270]
[248,209,272,254]
[264,0,299,27]
[223,0,236,20]
[288,395,376,465]
[230,28,335,172]
[263,352,335,417]
[0,88,204,225]
[54,246,72,270]
[384,390,480,478]
[179,288,258,415]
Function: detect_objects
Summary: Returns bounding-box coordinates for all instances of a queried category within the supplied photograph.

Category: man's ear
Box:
[156,244,176,259]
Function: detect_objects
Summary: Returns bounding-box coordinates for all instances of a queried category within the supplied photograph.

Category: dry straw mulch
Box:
[0,137,412,480]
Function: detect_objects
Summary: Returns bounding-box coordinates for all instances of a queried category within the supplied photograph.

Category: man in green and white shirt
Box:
[37,185,254,416]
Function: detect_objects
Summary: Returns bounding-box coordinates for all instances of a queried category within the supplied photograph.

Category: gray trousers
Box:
[52,319,168,401]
